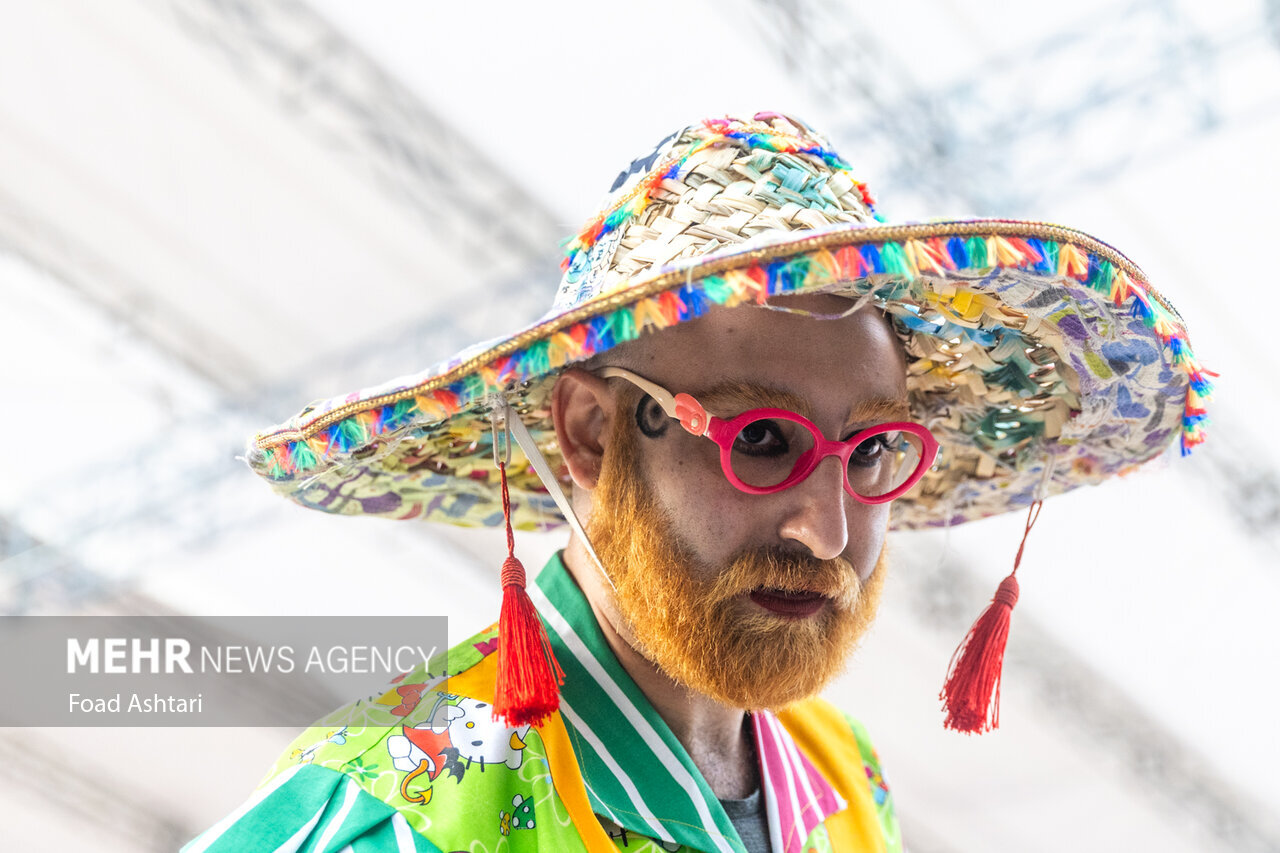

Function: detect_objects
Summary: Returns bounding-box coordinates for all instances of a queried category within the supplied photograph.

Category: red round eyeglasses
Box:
[597,367,938,504]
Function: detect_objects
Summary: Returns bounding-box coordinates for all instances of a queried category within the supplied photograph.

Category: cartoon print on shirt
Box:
[288,727,348,764]
[388,694,466,804]
[447,697,530,771]
[379,671,447,717]
[388,693,531,805]
[386,682,430,717]
[865,758,890,806]
[498,793,536,836]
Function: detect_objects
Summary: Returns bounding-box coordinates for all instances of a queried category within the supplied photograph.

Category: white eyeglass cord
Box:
[498,401,616,592]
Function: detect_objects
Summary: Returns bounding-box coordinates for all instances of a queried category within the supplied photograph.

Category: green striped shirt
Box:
[184,553,900,852]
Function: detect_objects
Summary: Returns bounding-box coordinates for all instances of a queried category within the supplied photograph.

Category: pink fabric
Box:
[753,710,846,853]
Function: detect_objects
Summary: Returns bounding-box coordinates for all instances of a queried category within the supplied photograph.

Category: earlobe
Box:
[551,368,614,491]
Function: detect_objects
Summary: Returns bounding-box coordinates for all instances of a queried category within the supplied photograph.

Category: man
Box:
[187,113,1208,852]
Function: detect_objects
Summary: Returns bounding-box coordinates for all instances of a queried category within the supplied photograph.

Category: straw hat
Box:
[247,112,1210,533]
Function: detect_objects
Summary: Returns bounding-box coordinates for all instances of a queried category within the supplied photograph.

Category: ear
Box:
[551,367,615,491]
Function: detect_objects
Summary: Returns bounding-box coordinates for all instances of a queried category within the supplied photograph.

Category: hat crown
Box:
[551,113,881,312]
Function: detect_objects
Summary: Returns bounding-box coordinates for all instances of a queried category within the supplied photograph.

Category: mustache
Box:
[706,546,862,608]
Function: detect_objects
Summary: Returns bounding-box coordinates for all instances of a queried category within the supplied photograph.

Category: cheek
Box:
[846,502,891,581]
[644,444,757,566]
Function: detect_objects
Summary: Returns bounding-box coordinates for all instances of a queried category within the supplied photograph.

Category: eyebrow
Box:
[698,381,812,417]
[848,397,912,425]
[695,381,910,427]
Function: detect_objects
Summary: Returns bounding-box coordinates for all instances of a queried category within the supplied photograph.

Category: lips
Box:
[748,588,829,618]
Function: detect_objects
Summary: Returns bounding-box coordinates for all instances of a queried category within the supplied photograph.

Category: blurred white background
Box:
[2,1,1278,850]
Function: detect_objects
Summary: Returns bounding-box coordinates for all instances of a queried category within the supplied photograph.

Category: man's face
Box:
[578,295,909,710]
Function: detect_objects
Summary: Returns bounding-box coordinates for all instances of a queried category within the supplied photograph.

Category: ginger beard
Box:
[586,398,888,711]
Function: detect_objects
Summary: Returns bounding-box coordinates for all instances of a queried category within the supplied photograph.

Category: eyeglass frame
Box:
[595,366,938,504]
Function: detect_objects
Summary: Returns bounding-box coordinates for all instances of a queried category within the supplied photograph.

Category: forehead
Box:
[620,296,908,418]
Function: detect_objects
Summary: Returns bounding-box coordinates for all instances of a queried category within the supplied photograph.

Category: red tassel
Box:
[492,460,564,728]
[940,500,1042,734]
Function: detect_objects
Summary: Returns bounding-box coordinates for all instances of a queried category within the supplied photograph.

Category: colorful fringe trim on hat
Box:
[256,231,1212,484]
[560,117,881,276]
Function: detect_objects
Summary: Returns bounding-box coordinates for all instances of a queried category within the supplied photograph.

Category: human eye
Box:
[848,430,897,467]
[733,419,790,457]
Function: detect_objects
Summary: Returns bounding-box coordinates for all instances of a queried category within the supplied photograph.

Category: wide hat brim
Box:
[247,218,1210,531]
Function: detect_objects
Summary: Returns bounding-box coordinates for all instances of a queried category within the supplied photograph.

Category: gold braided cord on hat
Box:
[252,220,1169,449]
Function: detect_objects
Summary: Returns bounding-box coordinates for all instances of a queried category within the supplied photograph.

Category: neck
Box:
[563,539,760,800]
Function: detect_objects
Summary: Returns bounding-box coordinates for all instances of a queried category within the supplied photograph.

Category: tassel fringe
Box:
[491,460,564,728]
[940,499,1042,734]
[941,574,1019,734]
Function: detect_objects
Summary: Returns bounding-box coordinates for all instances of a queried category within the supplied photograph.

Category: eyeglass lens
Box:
[729,418,925,497]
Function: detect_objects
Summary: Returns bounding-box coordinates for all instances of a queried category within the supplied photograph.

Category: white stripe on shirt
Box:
[764,713,807,851]
[309,777,359,853]
[559,698,674,843]
[391,813,418,853]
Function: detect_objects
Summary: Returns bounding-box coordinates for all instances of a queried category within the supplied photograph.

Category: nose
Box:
[777,455,850,561]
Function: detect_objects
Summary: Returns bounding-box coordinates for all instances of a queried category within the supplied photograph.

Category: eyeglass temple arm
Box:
[594,366,711,437]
